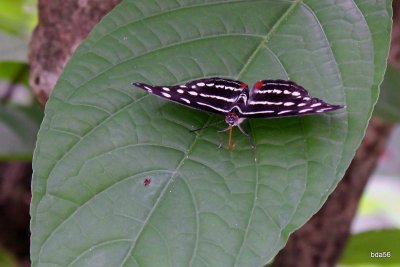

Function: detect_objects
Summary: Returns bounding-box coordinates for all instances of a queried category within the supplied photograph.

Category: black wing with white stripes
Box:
[237,79,344,118]
[133,77,247,115]
[133,78,344,118]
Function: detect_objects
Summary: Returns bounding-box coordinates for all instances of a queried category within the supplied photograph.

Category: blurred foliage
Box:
[0,0,37,62]
[0,0,42,161]
[340,229,400,266]
[0,0,37,39]
[0,64,42,160]
[0,32,28,62]
[374,63,400,123]
[358,175,400,224]
[0,101,43,160]
[0,62,29,86]
[0,248,18,267]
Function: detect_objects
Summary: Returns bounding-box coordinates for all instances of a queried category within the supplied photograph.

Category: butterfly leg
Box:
[237,122,256,150]
[217,126,236,151]
[237,124,249,136]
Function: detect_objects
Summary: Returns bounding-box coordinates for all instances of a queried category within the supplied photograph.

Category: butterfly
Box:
[132,77,344,150]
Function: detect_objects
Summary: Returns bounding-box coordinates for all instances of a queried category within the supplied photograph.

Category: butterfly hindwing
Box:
[133,77,247,115]
[238,79,344,118]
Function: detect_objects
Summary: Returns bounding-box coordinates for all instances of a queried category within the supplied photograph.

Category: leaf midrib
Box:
[114,2,306,264]
[233,0,304,264]
[118,116,214,267]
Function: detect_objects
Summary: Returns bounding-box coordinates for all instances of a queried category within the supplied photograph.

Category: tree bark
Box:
[29,0,121,105]
[0,162,32,267]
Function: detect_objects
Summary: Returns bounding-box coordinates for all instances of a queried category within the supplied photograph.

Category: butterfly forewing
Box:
[133,77,246,115]
[239,80,344,118]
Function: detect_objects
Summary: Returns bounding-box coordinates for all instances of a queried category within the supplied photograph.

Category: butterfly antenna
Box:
[190,119,225,133]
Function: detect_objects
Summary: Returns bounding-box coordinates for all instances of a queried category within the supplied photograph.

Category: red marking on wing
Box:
[144,178,152,186]
[255,81,263,89]
[240,83,248,88]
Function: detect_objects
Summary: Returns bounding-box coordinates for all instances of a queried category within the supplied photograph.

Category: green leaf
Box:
[31,1,391,266]
[374,64,400,123]
[340,229,400,266]
[0,103,43,160]
[0,32,28,62]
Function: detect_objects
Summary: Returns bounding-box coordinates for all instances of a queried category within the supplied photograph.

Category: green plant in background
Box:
[0,0,41,161]
[340,229,400,267]
[0,0,37,62]
[0,248,18,267]
[0,0,37,39]
[30,0,392,266]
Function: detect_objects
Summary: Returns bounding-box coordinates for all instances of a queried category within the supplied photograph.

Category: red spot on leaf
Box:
[255,81,263,89]
[144,178,152,186]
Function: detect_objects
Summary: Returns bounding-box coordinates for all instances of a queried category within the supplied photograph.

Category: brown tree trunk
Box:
[271,118,394,267]
[0,162,32,267]
[29,0,121,105]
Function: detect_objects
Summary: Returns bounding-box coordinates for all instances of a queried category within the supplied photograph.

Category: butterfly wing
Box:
[133,77,247,115]
[238,80,344,118]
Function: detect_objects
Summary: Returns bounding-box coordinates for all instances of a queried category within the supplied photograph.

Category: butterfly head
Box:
[225,112,246,127]
[225,112,239,127]
[224,112,248,151]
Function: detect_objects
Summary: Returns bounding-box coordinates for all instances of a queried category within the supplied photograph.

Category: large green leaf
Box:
[31,1,391,266]
[374,63,400,123]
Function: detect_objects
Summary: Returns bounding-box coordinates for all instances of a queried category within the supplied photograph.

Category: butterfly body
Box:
[132,77,344,149]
